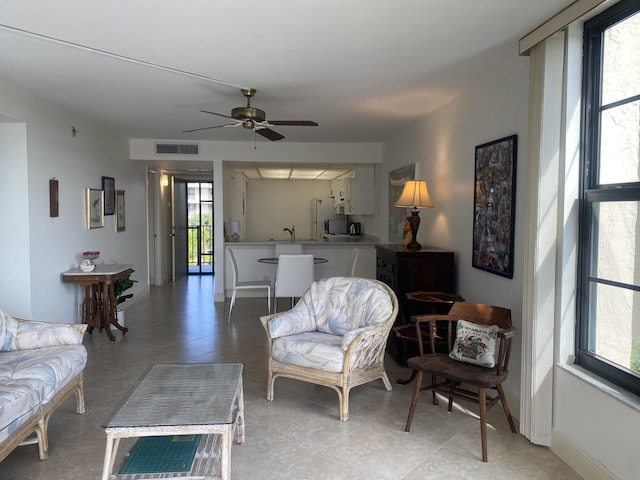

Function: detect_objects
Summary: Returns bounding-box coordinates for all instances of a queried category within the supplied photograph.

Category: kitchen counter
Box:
[223,237,379,298]
[229,234,379,246]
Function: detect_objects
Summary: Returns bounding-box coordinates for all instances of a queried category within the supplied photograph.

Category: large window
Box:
[578,0,640,396]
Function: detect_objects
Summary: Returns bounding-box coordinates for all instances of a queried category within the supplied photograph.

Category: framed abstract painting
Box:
[472,135,517,278]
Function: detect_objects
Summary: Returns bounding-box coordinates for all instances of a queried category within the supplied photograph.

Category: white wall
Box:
[246,179,332,241]
[0,122,31,316]
[223,166,247,239]
[0,75,149,323]
[374,34,640,479]
[375,43,529,409]
[131,139,382,300]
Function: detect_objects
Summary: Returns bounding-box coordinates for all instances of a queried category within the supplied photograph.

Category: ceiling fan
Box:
[183,88,318,141]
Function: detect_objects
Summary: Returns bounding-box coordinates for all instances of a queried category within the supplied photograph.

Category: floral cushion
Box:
[0,344,87,442]
[268,277,393,340]
[0,307,83,352]
[272,332,344,372]
[0,308,20,352]
[267,277,393,372]
[448,319,498,368]
[0,308,87,444]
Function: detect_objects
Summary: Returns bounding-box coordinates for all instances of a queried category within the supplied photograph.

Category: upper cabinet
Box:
[343,166,375,215]
[331,176,347,208]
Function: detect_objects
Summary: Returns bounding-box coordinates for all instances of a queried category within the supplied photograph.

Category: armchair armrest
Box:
[260,309,316,339]
[342,322,392,371]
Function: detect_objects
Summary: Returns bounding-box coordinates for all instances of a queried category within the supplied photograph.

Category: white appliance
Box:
[311,197,341,240]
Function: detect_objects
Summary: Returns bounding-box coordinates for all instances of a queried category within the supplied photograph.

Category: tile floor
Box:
[0,275,582,479]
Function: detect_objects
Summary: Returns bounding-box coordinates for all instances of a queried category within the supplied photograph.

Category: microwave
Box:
[325,218,348,234]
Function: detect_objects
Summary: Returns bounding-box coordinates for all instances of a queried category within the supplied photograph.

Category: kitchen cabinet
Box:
[330,177,346,209]
[343,166,375,214]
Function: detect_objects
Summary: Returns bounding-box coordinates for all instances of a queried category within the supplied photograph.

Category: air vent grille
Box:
[155,143,199,155]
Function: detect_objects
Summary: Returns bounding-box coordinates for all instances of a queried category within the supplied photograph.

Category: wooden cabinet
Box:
[375,244,457,364]
[376,245,455,309]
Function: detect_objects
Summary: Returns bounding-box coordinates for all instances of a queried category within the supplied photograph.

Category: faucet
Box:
[283,226,295,242]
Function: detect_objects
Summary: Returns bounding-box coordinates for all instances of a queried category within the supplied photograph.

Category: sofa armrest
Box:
[13,318,85,350]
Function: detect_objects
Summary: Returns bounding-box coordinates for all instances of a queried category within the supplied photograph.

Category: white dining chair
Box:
[350,248,360,277]
[274,254,314,313]
[227,248,271,323]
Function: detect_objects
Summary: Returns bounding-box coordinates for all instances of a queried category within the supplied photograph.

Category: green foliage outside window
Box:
[631,339,640,372]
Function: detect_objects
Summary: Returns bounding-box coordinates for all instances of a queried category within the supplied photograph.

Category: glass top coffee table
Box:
[101,363,244,480]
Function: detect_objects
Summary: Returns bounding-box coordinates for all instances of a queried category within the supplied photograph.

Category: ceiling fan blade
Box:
[269,120,318,126]
[200,109,233,120]
[182,124,228,133]
[256,127,285,141]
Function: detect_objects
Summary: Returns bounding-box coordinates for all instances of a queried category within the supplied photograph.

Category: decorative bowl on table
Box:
[81,251,99,271]
[80,260,95,272]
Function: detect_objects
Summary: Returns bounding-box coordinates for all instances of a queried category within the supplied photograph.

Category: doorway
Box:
[187,181,214,274]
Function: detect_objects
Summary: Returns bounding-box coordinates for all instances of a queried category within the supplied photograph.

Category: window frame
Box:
[577,0,640,397]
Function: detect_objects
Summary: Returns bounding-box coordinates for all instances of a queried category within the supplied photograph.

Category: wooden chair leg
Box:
[479,387,488,462]
[405,370,424,432]
[447,380,456,412]
[431,374,439,405]
[496,384,517,433]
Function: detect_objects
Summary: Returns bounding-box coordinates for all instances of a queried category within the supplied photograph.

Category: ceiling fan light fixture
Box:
[232,106,266,123]
[188,88,317,140]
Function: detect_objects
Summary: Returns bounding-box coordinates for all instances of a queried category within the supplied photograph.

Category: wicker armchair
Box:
[260,277,398,421]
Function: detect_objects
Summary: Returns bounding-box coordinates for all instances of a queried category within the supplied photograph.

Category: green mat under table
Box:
[119,435,202,475]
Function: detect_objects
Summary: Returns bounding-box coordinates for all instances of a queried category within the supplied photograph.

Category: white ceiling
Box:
[0,1,570,149]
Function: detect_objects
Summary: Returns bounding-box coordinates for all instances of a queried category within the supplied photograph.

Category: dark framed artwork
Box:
[115,190,125,232]
[388,163,417,242]
[102,176,115,215]
[49,178,59,217]
[472,135,517,278]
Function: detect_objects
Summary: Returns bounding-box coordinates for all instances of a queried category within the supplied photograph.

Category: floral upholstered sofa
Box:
[0,308,87,462]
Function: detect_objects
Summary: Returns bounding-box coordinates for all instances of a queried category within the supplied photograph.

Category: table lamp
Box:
[395,180,434,251]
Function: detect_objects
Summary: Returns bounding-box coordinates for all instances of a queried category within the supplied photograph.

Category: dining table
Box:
[257,257,328,264]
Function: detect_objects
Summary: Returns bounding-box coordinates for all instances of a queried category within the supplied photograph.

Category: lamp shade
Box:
[395,180,434,209]
[230,221,241,234]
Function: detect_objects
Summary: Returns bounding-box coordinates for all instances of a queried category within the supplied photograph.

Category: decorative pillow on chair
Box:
[449,319,498,368]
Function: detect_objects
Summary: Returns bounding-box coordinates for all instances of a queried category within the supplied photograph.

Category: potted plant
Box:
[113,271,136,326]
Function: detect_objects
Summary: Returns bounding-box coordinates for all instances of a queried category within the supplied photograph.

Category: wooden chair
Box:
[404,302,517,462]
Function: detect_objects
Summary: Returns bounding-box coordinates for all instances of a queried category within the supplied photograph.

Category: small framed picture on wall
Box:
[115,190,125,232]
[102,176,115,215]
[86,188,104,229]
